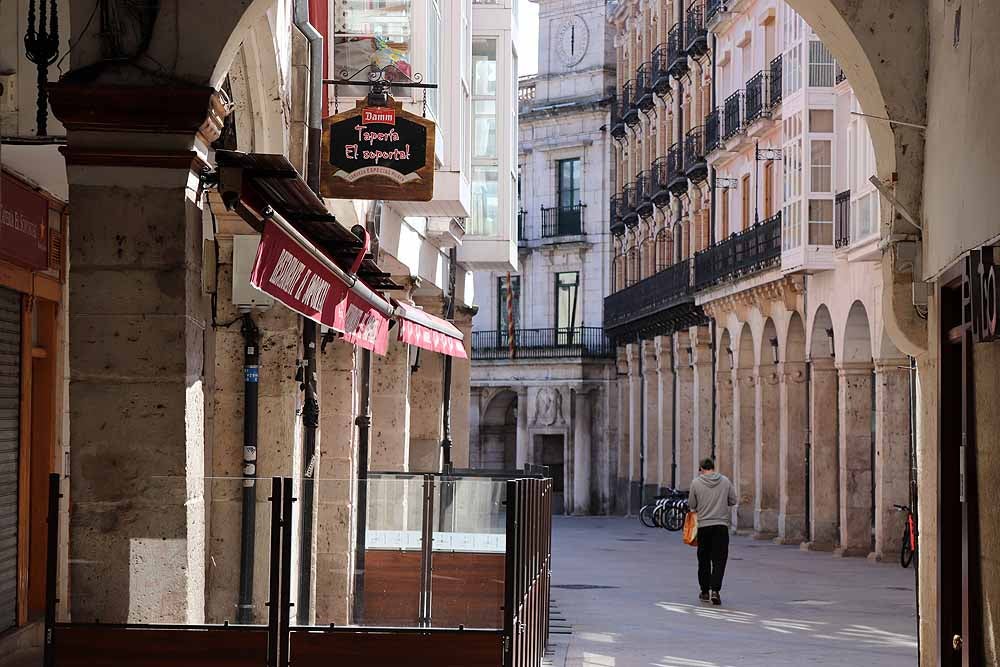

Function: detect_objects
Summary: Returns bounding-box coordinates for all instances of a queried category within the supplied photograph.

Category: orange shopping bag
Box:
[682,511,698,547]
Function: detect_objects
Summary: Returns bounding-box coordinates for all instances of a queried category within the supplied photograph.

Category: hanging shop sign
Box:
[320,97,435,202]
[394,301,468,359]
[251,221,391,354]
[967,244,999,343]
[1,171,49,271]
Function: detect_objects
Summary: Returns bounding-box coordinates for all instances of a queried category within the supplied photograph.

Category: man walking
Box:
[688,458,737,606]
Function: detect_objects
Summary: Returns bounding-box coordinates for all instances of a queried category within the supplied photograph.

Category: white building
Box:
[468,0,618,515]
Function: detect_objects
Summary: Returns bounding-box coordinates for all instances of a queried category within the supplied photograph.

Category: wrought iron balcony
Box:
[694,212,782,291]
[769,55,783,108]
[604,259,705,341]
[683,126,708,182]
[610,93,627,139]
[667,23,688,78]
[651,44,671,96]
[622,182,639,226]
[622,80,640,126]
[651,157,671,207]
[471,327,615,360]
[835,64,846,85]
[745,71,766,123]
[635,62,655,111]
[835,190,851,248]
[518,208,527,242]
[705,0,725,25]
[541,204,585,238]
[723,91,743,141]
[705,109,721,153]
[610,194,626,235]
[666,143,687,195]
[685,2,709,58]
[635,171,655,218]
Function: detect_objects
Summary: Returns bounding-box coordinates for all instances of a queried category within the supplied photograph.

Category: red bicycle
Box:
[895,504,917,568]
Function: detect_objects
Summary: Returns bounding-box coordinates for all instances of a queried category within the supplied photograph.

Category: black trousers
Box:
[696,525,730,593]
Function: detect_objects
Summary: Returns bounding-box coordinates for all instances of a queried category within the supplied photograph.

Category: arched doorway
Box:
[479,391,518,470]
[779,312,808,543]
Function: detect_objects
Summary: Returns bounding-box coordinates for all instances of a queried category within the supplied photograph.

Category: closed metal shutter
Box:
[0,288,21,632]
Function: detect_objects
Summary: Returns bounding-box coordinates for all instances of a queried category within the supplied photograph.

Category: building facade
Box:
[605,0,912,562]
[469,0,617,516]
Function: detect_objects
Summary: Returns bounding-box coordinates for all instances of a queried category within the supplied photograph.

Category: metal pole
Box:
[754,140,760,226]
[266,478,283,667]
[352,348,373,624]
[638,337,645,506]
[296,320,318,624]
[43,473,59,667]
[238,313,260,624]
[441,247,458,469]
[671,333,678,489]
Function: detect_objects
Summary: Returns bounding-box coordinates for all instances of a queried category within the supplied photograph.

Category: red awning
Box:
[393,301,468,359]
[251,215,392,355]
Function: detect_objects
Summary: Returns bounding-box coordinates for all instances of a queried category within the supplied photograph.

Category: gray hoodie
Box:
[688,472,737,529]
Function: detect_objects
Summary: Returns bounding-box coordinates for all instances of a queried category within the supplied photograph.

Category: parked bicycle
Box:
[894,504,917,568]
[639,489,689,532]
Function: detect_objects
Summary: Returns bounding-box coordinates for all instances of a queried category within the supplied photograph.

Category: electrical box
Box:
[232,235,274,308]
[0,73,16,112]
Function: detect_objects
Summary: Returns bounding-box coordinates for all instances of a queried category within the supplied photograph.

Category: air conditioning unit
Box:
[232,235,274,308]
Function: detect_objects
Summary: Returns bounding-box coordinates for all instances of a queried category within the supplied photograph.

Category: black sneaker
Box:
[699,591,710,602]
[711,591,722,606]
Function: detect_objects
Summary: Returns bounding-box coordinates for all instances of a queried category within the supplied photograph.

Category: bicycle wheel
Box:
[639,504,657,528]
[900,524,914,568]
[652,504,666,528]
[665,507,685,532]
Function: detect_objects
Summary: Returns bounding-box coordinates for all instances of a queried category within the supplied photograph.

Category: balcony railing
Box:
[705,0,725,24]
[651,156,671,206]
[636,62,655,110]
[705,109,721,153]
[666,142,687,195]
[835,190,851,248]
[471,327,615,360]
[604,259,696,336]
[723,91,743,140]
[610,194,626,235]
[610,93,627,139]
[636,171,655,218]
[694,212,782,290]
[835,64,846,85]
[745,71,766,123]
[541,204,585,237]
[667,23,687,78]
[769,55,783,107]
[622,183,639,226]
[683,126,708,182]
[685,2,708,57]
[622,80,640,126]
[651,44,671,96]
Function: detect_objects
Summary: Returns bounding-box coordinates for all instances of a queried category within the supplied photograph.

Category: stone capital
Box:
[754,365,781,386]
[809,356,837,373]
[874,358,910,374]
[777,361,807,384]
[837,361,875,377]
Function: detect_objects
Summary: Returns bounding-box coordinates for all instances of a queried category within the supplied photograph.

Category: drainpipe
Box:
[638,336,645,506]
[671,333,678,489]
[353,347,373,623]
[441,248,458,470]
[908,354,921,658]
[292,0,323,625]
[237,312,260,625]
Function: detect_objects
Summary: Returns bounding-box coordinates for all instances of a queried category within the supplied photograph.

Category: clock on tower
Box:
[555,15,590,68]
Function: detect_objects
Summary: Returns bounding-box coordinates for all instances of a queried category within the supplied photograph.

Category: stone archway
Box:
[733,322,756,532]
[777,312,808,543]
[755,318,780,538]
[479,390,518,470]
[715,328,734,482]
[807,304,839,550]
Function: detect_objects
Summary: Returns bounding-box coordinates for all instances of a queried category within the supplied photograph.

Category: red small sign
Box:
[250,221,390,355]
[1,172,49,271]
[362,107,396,125]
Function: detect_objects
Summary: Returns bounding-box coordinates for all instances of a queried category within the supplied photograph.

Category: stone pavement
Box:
[544,517,918,667]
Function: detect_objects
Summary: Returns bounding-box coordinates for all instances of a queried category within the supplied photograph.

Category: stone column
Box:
[733,367,756,532]
[777,361,808,544]
[641,340,659,499]
[515,386,529,468]
[716,368,734,482]
[573,388,593,514]
[674,333,695,491]
[408,296,445,472]
[836,362,875,557]
[806,358,839,551]
[754,362,780,538]
[691,327,713,481]
[615,350,630,514]
[626,343,642,513]
[450,306,475,468]
[370,335,410,471]
[655,336,675,491]
[66,160,210,623]
[873,359,911,561]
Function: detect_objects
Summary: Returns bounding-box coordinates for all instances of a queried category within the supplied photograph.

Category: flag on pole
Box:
[506,272,516,359]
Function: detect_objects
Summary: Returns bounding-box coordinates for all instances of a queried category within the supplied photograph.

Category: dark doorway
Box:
[539,434,565,514]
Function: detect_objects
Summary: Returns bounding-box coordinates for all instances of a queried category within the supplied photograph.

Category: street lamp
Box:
[825,328,835,358]
[769,337,779,365]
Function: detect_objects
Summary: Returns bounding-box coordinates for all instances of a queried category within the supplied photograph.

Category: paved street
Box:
[546,517,918,667]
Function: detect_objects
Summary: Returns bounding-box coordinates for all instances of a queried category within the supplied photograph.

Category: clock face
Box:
[556,15,590,68]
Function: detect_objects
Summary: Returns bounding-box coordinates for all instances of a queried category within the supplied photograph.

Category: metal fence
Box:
[471,327,616,360]
[604,260,693,331]
[540,204,584,237]
[694,212,782,290]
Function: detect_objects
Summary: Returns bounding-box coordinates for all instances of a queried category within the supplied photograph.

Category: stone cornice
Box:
[700,274,805,322]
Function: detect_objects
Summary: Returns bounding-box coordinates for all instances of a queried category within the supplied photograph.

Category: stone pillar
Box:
[370,335,410,471]
[450,307,475,468]
[806,358,839,550]
[655,336,675,491]
[641,341,659,499]
[836,362,875,557]
[716,368,734,482]
[626,344,642,513]
[873,360,911,561]
[733,367,756,532]
[573,388,593,514]
[66,162,209,623]
[754,362,780,538]
[777,361,808,544]
[691,327,713,481]
[515,386,529,467]
[615,350,630,514]
[408,297,445,472]
[674,333,695,491]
